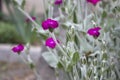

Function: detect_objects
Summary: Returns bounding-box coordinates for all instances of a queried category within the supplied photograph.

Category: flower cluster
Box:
[42,19,59,30]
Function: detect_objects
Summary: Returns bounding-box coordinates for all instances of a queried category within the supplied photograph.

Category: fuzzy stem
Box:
[50,32,69,58]
[74,66,80,80]
[19,55,27,63]
[69,72,74,80]
[33,68,42,80]
[42,0,47,19]
[17,7,40,27]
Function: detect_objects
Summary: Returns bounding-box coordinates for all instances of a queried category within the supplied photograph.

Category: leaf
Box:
[42,52,58,68]
[38,33,48,40]
[87,69,92,77]
[29,63,35,69]
[73,11,77,23]
[66,63,73,72]
[102,11,107,18]
[61,7,65,12]
[74,35,80,48]
[102,53,108,60]
[13,0,25,6]
[112,30,120,38]
[80,37,93,52]
[57,62,64,69]
[21,0,26,8]
[71,52,80,65]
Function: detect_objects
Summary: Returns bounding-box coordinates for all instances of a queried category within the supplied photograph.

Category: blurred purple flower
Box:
[54,0,63,5]
[12,44,24,53]
[42,19,59,30]
[45,37,59,49]
[87,0,100,5]
[87,27,101,37]
[42,20,49,30]
[47,19,59,29]
[26,16,36,23]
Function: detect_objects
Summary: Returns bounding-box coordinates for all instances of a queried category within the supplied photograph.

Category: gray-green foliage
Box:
[43,0,120,80]
[12,0,120,80]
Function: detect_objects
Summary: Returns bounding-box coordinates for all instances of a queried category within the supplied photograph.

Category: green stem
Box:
[48,4,53,18]
[74,66,80,80]
[69,72,74,80]
[55,69,59,80]
[42,0,47,19]
[77,0,82,23]
[17,7,40,28]
[33,68,42,80]
[19,55,27,63]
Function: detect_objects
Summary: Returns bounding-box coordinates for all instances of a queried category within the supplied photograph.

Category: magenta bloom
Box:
[42,19,59,30]
[26,16,36,22]
[45,37,58,49]
[54,0,63,5]
[87,0,100,5]
[87,27,101,37]
[42,20,49,30]
[12,44,24,53]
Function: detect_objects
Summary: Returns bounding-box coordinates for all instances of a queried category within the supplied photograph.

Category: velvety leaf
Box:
[21,0,26,8]
[73,11,77,23]
[42,52,58,68]
[74,35,80,48]
[57,62,64,69]
[71,52,80,65]
[102,11,107,18]
[29,63,35,69]
[13,0,24,6]
[38,33,48,40]
[102,53,108,60]
[66,63,73,72]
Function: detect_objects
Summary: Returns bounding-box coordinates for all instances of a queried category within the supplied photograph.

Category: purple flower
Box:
[87,0,100,5]
[45,37,58,49]
[47,19,59,29]
[42,20,49,30]
[87,27,101,37]
[42,19,59,30]
[26,16,36,23]
[12,44,24,53]
[54,0,63,5]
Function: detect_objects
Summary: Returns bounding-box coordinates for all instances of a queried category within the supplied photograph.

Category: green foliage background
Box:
[0,21,24,43]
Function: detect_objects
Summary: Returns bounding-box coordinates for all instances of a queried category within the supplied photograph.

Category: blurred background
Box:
[0,0,56,80]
